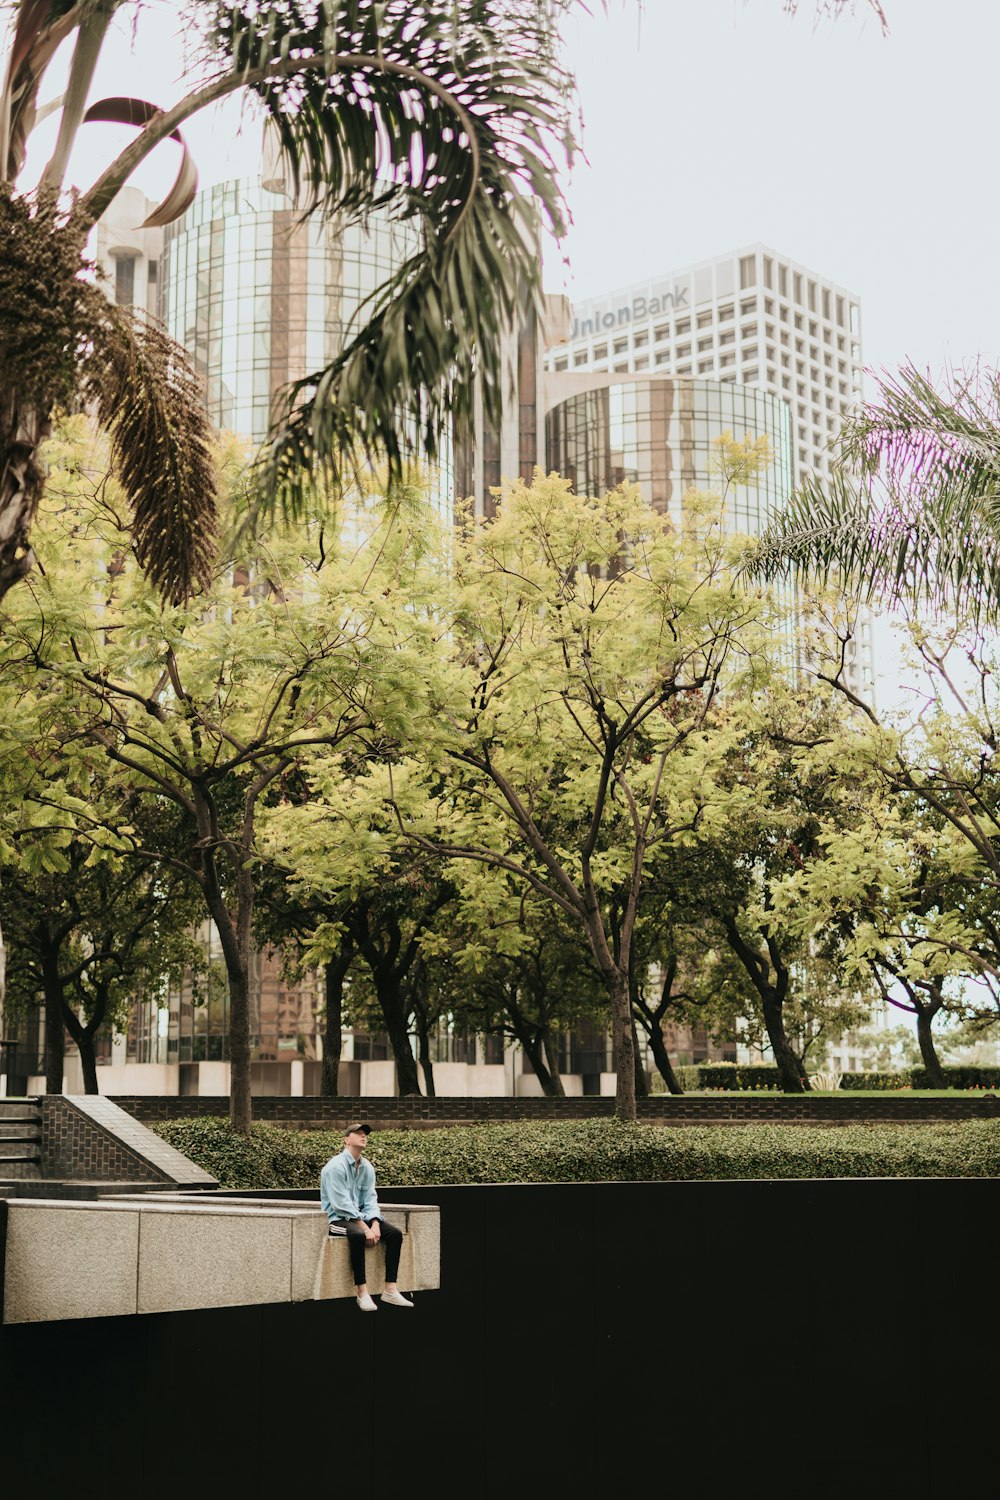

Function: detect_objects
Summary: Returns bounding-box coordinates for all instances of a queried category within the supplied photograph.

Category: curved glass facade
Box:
[545,377,792,535]
[161,176,416,442]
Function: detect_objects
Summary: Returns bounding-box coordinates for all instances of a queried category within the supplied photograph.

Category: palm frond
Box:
[82,97,198,227]
[198,0,580,516]
[1,0,85,180]
[842,363,1000,526]
[744,364,1000,626]
[81,306,218,604]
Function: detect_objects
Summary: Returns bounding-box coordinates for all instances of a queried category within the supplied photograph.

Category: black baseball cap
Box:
[343,1122,372,1136]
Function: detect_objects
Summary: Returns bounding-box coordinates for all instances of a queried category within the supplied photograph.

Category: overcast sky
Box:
[551,0,999,390]
[14,0,997,389]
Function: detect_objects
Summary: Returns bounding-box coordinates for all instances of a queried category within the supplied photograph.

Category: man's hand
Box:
[362,1220,379,1245]
[369,1220,381,1245]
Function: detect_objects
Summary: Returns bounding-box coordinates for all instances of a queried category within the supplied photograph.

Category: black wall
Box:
[1,1180,994,1498]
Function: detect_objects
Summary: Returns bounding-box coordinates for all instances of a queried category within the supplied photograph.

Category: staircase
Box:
[0,1098,42,1181]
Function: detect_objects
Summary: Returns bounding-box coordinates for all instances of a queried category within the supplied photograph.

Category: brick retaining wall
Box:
[110,1092,1000,1129]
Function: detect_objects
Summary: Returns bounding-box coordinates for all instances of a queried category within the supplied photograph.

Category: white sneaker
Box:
[381,1290,414,1308]
[356,1292,377,1312]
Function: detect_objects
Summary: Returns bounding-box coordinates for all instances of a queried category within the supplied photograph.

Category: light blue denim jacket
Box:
[320,1148,381,1224]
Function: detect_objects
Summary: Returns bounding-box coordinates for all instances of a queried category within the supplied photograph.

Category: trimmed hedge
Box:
[839,1072,909,1091]
[152,1115,1000,1189]
[674,1063,783,1092]
[840,1068,1000,1091]
[911,1066,1000,1090]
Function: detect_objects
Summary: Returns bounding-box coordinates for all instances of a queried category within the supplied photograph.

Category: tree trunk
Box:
[916,1007,947,1089]
[609,970,637,1121]
[0,401,49,604]
[541,1028,566,1097]
[644,1019,684,1094]
[76,1029,100,1095]
[507,1012,564,1097]
[417,1026,436,1098]
[61,986,108,1096]
[760,989,809,1093]
[372,970,422,1097]
[40,936,65,1094]
[321,951,350,1098]
[204,872,253,1133]
[631,1014,648,1098]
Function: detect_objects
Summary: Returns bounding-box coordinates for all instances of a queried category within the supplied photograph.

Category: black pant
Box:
[332,1218,403,1287]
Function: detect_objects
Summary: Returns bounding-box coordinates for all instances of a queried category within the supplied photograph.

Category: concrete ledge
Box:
[1,1196,439,1324]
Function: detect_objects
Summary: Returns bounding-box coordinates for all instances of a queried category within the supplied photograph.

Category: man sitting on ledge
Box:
[320,1122,413,1312]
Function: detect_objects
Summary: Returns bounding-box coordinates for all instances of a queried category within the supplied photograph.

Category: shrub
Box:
[673,1063,783,1092]
[910,1065,1000,1090]
[151,1115,1000,1188]
[839,1072,909,1091]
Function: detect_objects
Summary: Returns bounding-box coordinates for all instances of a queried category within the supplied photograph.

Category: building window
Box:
[114,255,135,305]
[635,355,649,370]
[740,297,756,316]
[634,331,648,348]
[675,363,691,375]
[822,288,831,320]
[697,310,714,329]
[764,298,774,315]
[743,343,757,359]
[613,360,629,372]
[836,295,845,327]
[554,357,568,371]
[718,303,734,321]
[807,280,817,311]
[763,256,773,288]
[697,336,714,352]
[766,366,776,383]
[613,336,628,354]
[147,258,158,284]
[676,343,690,358]
[739,254,756,290]
[743,367,758,383]
[698,358,714,373]
[675,318,690,334]
[778,264,788,296]
[719,330,735,346]
[594,343,607,359]
[793,272,803,303]
[720,352,735,368]
[573,351,588,367]
[779,305,789,323]
[655,350,671,365]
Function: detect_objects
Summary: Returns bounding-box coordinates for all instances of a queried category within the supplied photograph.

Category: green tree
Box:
[0,0,585,602]
[390,468,782,1120]
[0,816,203,1093]
[0,432,438,1128]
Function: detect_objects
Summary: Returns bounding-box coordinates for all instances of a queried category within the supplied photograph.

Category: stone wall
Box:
[111,1091,1000,1128]
[41,1097,218,1184]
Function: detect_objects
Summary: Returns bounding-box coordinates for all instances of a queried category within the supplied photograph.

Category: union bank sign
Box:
[571,280,691,341]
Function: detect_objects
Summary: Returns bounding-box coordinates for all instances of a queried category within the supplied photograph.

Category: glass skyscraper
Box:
[546,376,792,536]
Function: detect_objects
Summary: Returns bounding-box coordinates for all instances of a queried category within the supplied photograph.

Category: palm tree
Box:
[746,363,1000,628]
[0,0,582,604]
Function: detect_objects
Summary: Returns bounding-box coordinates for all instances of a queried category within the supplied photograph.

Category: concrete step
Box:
[0,1159,42,1179]
[0,1139,41,1157]
[0,1098,41,1120]
[0,1123,42,1141]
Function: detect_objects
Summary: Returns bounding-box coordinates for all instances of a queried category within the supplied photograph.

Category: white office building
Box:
[546,243,874,692]
[546,243,863,484]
